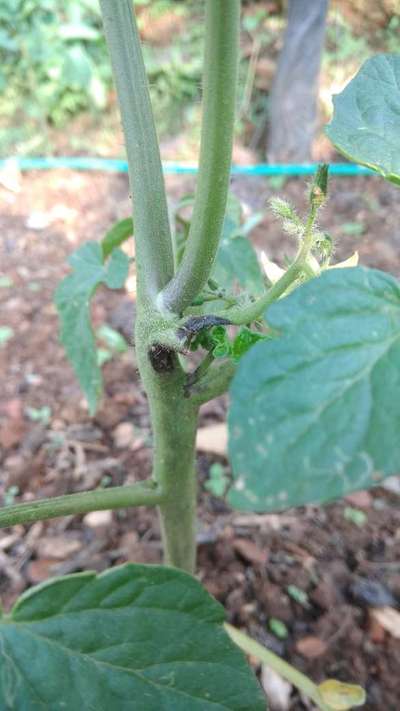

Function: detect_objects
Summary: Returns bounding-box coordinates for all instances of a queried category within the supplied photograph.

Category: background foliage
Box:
[1,0,398,156]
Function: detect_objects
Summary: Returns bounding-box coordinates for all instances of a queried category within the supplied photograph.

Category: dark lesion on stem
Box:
[148,344,176,373]
[177,314,230,343]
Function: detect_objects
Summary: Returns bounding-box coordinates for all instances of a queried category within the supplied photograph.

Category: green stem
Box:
[161,0,240,313]
[298,204,318,261]
[188,358,236,405]
[219,260,305,325]
[135,315,199,574]
[225,624,332,711]
[0,481,164,529]
[188,350,215,387]
[99,0,174,300]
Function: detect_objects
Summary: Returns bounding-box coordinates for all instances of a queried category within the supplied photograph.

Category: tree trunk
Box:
[267,0,329,163]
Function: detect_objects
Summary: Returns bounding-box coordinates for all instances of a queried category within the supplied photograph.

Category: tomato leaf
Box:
[326,54,400,185]
[55,241,129,414]
[101,217,133,260]
[213,195,264,296]
[228,267,400,511]
[0,564,265,711]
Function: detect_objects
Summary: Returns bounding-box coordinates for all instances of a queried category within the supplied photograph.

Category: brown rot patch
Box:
[148,344,176,373]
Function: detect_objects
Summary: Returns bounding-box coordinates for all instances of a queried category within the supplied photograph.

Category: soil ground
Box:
[0,167,399,710]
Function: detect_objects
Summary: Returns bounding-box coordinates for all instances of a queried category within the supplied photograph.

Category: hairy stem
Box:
[161,0,240,313]
[218,260,305,325]
[99,0,174,300]
[225,624,332,711]
[0,481,164,529]
[188,358,236,405]
[136,315,199,574]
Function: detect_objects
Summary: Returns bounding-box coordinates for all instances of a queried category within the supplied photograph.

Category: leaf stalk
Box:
[0,481,164,529]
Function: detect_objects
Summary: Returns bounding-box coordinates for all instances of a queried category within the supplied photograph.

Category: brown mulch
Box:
[1,167,399,710]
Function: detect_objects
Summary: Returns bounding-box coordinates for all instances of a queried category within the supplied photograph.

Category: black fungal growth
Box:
[177,315,230,343]
[148,344,176,373]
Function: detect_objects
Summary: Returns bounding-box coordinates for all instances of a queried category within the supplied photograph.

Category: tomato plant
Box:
[1,2,398,708]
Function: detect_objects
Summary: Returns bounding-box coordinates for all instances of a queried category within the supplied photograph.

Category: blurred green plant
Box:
[0,0,110,130]
[0,0,202,150]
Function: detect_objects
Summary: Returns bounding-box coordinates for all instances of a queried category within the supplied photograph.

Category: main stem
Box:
[100,1,240,574]
[136,317,198,574]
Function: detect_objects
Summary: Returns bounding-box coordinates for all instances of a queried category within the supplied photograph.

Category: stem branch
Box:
[161,0,240,313]
[219,260,305,325]
[225,624,331,711]
[99,0,173,300]
[188,359,236,405]
[0,481,164,529]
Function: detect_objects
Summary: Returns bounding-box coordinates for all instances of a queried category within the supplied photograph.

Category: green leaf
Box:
[55,242,129,414]
[0,564,265,711]
[101,217,133,260]
[214,230,264,297]
[231,328,267,363]
[61,44,93,89]
[25,406,52,424]
[343,507,367,527]
[213,195,264,296]
[287,586,309,608]
[97,347,113,367]
[0,276,14,288]
[0,326,14,346]
[325,54,400,185]
[97,324,129,353]
[268,618,288,640]
[210,325,231,358]
[228,267,400,512]
[205,463,230,498]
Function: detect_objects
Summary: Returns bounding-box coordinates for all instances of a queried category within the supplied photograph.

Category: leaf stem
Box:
[0,481,164,528]
[161,0,240,313]
[187,350,215,387]
[217,259,305,325]
[225,624,332,711]
[99,0,174,300]
[188,359,236,405]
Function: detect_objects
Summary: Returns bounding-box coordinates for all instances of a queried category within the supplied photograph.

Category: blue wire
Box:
[0,156,374,176]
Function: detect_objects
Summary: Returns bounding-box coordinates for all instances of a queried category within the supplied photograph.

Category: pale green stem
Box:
[99,0,174,300]
[225,624,332,711]
[218,260,305,325]
[188,358,236,405]
[298,204,318,260]
[161,0,240,313]
[135,315,199,574]
[0,481,164,529]
[204,199,320,327]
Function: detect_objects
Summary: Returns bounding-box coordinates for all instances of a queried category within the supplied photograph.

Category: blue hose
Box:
[0,156,374,176]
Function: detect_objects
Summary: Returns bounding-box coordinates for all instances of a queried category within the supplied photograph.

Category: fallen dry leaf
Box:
[83,510,113,528]
[233,538,268,566]
[0,419,27,449]
[36,535,83,560]
[344,490,372,508]
[261,665,292,711]
[0,158,21,193]
[196,423,227,456]
[1,398,23,420]
[317,679,366,710]
[367,611,386,644]
[112,421,135,449]
[26,559,58,584]
[370,606,400,639]
[295,636,328,659]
